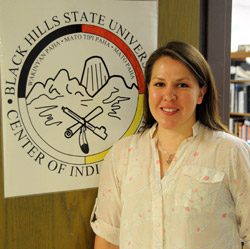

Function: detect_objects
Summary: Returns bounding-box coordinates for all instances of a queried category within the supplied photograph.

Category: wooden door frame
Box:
[200,0,232,125]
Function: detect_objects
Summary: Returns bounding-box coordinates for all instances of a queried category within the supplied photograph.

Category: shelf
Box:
[231,79,250,83]
[231,51,250,59]
[230,112,250,117]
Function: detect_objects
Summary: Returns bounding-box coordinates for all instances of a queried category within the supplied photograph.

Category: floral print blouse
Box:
[90,122,250,249]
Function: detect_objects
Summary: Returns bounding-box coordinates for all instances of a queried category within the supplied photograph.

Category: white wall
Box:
[231,0,250,51]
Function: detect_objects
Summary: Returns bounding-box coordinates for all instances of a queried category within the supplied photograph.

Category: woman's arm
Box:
[94,235,119,249]
[231,141,250,249]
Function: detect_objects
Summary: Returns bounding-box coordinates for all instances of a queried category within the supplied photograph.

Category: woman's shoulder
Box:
[202,125,250,152]
[104,128,153,169]
[113,128,151,149]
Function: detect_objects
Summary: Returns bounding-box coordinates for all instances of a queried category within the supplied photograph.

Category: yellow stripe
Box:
[121,94,144,138]
[86,148,110,164]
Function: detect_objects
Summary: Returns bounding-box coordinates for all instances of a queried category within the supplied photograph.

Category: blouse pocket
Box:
[175,165,225,214]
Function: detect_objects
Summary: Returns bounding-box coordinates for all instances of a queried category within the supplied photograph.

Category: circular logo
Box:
[18,24,144,165]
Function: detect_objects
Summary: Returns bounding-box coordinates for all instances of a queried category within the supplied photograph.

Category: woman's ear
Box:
[197,86,207,104]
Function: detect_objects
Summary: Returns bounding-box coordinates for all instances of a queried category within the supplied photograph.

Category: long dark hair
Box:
[141,41,228,132]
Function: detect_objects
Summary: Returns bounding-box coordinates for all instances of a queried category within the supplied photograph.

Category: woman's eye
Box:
[155,82,165,87]
[178,83,189,88]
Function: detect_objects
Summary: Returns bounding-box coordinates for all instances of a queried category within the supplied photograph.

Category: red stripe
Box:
[81,24,144,93]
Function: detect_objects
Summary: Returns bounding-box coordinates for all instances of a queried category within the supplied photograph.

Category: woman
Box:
[90,41,250,249]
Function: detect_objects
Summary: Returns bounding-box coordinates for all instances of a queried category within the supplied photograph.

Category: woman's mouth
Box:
[162,108,178,112]
[161,108,178,112]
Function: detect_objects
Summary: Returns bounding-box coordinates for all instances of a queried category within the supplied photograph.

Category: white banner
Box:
[0,0,158,197]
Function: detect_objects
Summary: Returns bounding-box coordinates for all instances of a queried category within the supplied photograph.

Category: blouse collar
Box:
[149,121,202,139]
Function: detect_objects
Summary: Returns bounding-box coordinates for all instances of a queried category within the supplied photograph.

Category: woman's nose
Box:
[163,87,177,101]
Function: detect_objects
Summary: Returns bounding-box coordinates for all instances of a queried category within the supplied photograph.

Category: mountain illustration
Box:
[80,56,110,97]
[25,55,139,156]
[26,56,138,107]
[26,69,89,105]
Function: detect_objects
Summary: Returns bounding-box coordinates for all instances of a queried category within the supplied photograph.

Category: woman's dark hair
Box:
[141,41,228,132]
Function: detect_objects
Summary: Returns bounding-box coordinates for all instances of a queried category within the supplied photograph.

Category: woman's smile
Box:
[161,107,179,114]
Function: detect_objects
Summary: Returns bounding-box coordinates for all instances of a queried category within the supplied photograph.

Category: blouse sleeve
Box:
[90,145,122,246]
[229,140,250,249]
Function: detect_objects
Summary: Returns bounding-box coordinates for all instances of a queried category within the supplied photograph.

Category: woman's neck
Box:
[155,125,193,154]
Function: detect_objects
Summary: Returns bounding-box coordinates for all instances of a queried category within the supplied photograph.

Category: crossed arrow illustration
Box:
[62,106,108,154]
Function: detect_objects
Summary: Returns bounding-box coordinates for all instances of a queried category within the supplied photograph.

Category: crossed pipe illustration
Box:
[62,106,108,153]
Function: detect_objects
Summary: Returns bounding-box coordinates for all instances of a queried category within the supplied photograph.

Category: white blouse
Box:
[91,122,250,249]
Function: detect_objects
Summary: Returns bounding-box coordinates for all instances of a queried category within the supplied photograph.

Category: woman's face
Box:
[148,56,206,133]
